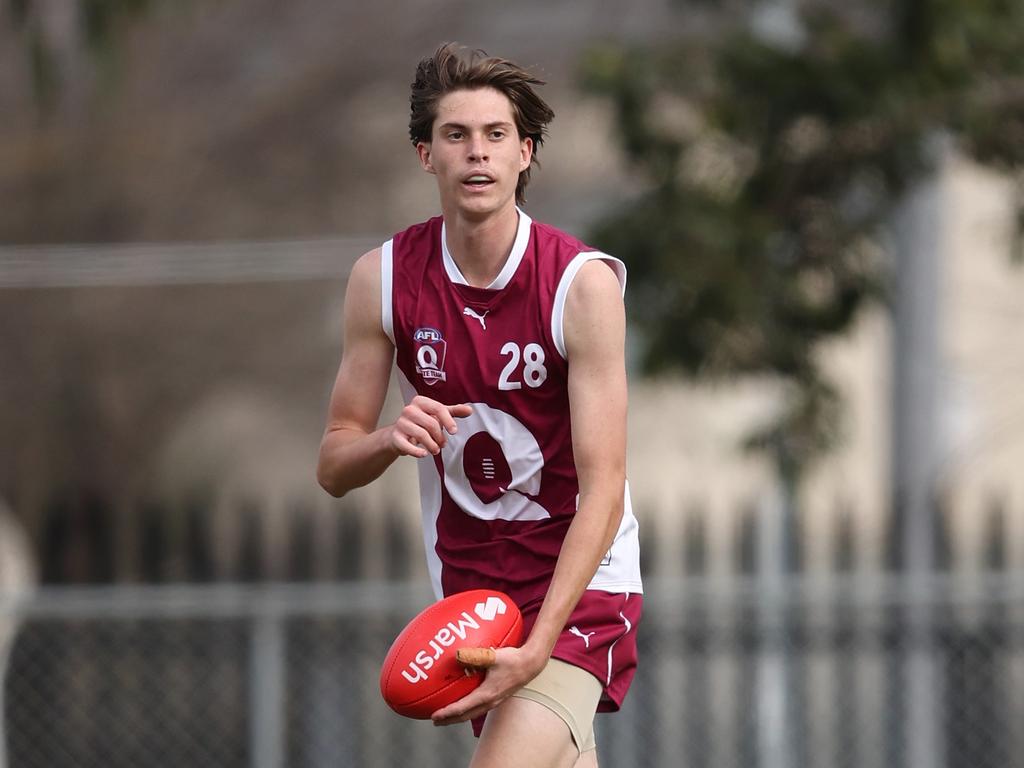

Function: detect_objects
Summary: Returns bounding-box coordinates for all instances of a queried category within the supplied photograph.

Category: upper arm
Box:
[323,248,395,435]
[564,259,628,494]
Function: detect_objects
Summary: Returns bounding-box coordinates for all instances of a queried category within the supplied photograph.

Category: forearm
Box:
[522,482,625,663]
[316,425,400,497]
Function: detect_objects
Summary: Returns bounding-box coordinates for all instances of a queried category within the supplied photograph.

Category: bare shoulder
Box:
[564,259,626,357]
[348,247,383,295]
[343,247,384,330]
[566,259,624,308]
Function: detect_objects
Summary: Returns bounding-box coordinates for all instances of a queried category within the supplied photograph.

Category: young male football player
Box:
[317,43,642,768]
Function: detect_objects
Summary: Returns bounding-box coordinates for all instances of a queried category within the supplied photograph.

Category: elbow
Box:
[316,456,348,499]
[318,477,349,499]
[318,477,345,499]
[317,471,342,499]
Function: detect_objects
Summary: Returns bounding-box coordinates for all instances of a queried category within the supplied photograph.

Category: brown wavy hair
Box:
[410,43,555,205]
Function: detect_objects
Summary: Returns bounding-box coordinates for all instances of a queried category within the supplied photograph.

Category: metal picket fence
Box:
[2,574,1024,768]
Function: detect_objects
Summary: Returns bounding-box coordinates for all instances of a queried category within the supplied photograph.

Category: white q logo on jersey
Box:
[417,345,439,370]
[441,403,551,522]
[413,327,447,385]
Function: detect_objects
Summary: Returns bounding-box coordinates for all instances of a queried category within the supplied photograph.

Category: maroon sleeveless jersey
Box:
[382,210,642,710]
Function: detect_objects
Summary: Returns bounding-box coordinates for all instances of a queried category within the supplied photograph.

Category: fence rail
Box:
[3,575,1024,768]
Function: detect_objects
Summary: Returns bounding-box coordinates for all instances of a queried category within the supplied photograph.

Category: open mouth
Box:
[462,174,495,191]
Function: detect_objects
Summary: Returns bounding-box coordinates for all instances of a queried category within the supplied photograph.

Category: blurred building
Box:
[1,1,1023,586]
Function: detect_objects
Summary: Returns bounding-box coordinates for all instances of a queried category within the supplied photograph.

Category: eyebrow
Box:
[437,120,515,132]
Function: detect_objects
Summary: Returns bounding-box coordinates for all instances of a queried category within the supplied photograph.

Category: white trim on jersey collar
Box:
[441,208,533,290]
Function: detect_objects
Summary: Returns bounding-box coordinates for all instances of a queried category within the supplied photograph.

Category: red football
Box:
[380,589,523,719]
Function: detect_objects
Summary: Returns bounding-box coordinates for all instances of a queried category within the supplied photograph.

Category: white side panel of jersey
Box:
[587,481,644,594]
[397,370,445,600]
[380,239,395,345]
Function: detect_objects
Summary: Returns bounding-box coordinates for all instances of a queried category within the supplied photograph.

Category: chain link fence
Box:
[3,575,1024,768]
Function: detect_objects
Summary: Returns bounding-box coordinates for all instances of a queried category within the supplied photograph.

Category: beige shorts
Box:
[512,658,603,754]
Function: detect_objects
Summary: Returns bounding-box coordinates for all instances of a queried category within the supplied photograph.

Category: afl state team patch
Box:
[413,327,447,385]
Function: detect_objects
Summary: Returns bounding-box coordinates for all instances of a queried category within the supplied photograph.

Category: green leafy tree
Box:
[582,0,1024,478]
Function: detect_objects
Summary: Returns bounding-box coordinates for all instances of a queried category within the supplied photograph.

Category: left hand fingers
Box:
[430,645,543,726]
[431,667,516,725]
[432,691,509,726]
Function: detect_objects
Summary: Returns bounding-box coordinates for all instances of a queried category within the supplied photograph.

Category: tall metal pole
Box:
[892,153,945,768]
[749,2,804,758]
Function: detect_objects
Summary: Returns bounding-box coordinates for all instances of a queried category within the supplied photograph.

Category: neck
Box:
[442,202,520,288]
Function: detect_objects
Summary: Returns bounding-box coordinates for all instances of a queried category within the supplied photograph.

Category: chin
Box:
[463,190,517,213]
[456,197,501,219]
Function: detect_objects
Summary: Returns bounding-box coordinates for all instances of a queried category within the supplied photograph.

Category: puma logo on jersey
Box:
[569,626,596,649]
[463,307,489,330]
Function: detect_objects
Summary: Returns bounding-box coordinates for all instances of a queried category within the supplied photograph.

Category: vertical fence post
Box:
[758,482,794,768]
[250,601,286,768]
[0,509,34,768]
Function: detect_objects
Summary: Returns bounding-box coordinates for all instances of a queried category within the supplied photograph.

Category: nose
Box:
[467,133,489,163]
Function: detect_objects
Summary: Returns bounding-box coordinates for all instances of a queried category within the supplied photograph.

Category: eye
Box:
[447,130,464,140]
[490,129,506,140]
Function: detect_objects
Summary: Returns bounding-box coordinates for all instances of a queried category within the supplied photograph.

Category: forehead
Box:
[434,87,516,128]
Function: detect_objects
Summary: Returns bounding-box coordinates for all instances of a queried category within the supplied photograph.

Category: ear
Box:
[519,137,533,172]
[416,142,435,174]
